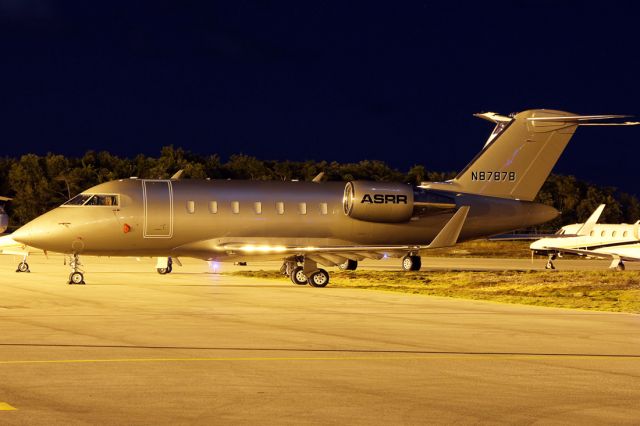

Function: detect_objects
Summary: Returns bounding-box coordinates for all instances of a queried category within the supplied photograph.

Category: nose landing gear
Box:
[68,253,85,285]
[16,260,30,273]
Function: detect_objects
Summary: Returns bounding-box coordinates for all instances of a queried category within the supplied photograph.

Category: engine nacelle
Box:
[343,181,414,223]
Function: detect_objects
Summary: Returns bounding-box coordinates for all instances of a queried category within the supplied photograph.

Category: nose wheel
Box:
[16,261,30,273]
[68,253,85,285]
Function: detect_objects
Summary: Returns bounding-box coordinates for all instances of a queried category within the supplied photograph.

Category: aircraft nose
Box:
[12,216,59,249]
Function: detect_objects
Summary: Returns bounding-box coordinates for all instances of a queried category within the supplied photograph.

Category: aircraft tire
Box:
[157,268,169,275]
[308,269,330,288]
[16,261,29,273]
[69,272,85,285]
[402,255,421,271]
[167,264,173,273]
[338,259,358,271]
[290,266,308,285]
[616,261,625,271]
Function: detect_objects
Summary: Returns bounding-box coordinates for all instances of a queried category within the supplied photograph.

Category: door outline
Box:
[142,180,174,238]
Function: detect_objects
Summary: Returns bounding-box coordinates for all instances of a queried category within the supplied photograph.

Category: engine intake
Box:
[343,181,414,223]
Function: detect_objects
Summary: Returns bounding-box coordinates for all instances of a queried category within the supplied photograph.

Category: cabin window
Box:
[624,231,629,237]
[254,202,262,214]
[298,202,307,215]
[232,201,240,214]
[186,200,195,214]
[276,201,285,215]
[601,230,606,237]
[612,230,617,237]
[590,230,595,236]
[209,201,218,214]
[320,202,328,215]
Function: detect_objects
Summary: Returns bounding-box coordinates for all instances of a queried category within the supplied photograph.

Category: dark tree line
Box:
[1,146,638,231]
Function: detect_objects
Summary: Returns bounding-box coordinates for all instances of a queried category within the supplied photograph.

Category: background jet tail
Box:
[422,110,636,201]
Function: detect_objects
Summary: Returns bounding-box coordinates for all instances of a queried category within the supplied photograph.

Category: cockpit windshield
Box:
[63,194,119,207]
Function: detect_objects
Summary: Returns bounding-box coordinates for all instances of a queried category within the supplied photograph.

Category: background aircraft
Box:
[0,196,10,234]
[9,109,638,285]
[531,204,640,270]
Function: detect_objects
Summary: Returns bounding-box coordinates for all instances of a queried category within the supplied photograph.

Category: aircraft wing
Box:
[543,246,640,262]
[177,207,470,267]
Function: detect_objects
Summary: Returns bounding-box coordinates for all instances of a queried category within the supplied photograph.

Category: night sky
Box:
[1,2,639,193]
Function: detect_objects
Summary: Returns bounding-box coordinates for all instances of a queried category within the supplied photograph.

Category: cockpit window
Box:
[63,194,119,207]
[63,194,93,206]
[85,195,118,206]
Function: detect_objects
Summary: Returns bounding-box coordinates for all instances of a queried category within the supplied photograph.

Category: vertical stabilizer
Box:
[421,110,636,201]
[576,204,605,236]
[453,109,579,201]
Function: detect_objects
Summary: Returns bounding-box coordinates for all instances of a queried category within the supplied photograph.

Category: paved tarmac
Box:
[0,254,639,425]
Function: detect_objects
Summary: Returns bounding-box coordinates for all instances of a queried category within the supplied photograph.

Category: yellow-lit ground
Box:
[0,254,638,424]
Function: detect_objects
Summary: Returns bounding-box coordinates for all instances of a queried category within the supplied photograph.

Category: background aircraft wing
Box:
[543,246,640,262]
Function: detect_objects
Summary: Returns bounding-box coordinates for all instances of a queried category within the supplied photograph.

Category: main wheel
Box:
[290,266,308,285]
[157,267,169,275]
[16,261,29,273]
[545,261,555,270]
[402,255,421,271]
[308,269,330,287]
[166,264,173,273]
[616,261,625,271]
[69,272,85,285]
[338,259,358,271]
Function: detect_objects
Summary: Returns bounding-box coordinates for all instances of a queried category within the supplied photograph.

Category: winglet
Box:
[312,172,325,183]
[427,206,470,249]
[576,204,605,236]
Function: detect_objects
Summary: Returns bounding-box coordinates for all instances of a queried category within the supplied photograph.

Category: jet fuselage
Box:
[13,178,557,260]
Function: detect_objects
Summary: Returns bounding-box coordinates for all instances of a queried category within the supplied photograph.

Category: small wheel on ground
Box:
[402,255,421,271]
[157,267,169,275]
[308,269,330,288]
[69,272,85,285]
[545,261,555,270]
[16,261,30,273]
[166,264,173,273]
[616,261,625,271]
[338,259,358,271]
[290,266,308,285]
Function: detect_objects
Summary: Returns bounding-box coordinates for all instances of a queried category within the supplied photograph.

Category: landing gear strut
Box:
[68,253,85,285]
[545,253,557,270]
[401,254,421,271]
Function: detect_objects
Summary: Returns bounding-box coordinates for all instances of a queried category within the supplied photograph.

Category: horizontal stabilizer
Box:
[526,114,631,122]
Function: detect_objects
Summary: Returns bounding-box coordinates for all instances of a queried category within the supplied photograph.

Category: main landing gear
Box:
[545,253,557,270]
[281,257,330,287]
[157,257,173,274]
[68,253,85,285]
[280,253,423,287]
[401,254,422,271]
